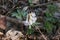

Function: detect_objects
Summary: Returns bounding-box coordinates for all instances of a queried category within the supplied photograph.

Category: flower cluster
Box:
[24,12,37,26]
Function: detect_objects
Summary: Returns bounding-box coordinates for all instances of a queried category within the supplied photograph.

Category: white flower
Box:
[24,12,37,26]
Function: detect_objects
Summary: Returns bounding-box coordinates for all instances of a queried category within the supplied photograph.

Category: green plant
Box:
[27,25,34,34]
[28,0,34,6]
[27,22,40,35]
[47,4,57,13]
[28,0,32,4]
[11,8,27,20]
[26,12,38,35]
[44,4,58,34]
[44,21,54,34]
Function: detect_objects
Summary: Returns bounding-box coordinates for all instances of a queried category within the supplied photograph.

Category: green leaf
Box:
[23,11,27,17]
[47,4,57,13]
[16,15,22,20]
[44,21,54,34]
[17,9,21,14]
[11,12,18,17]
[27,25,34,35]
[27,28,34,34]
[32,22,40,26]
[28,0,32,3]
[45,11,53,17]
[11,8,27,20]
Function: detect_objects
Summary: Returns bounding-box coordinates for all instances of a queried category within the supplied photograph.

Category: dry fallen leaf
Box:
[0,15,6,30]
[5,29,24,40]
[0,32,4,35]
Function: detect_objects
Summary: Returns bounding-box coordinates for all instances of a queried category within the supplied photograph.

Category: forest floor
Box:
[0,0,60,40]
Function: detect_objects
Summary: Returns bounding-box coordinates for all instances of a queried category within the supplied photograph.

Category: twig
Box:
[29,1,57,7]
[53,35,60,38]
[6,16,24,24]
[5,5,16,16]
[38,29,48,40]
[5,1,57,16]
[0,14,23,24]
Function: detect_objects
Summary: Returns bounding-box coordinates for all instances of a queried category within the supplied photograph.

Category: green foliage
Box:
[46,17,57,23]
[47,4,57,13]
[44,21,54,34]
[27,25,34,35]
[45,4,57,18]
[28,0,34,6]
[27,22,40,35]
[27,28,34,34]
[44,4,58,34]
[28,0,32,4]
[11,8,27,20]
[32,22,40,26]
[45,11,53,17]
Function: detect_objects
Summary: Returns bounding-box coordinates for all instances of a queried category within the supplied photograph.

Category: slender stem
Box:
[29,25,31,29]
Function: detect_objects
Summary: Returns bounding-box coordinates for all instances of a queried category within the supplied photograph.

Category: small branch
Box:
[6,16,24,24]
[38,29,48,40]
[29,1,57,7]
[0,14,24,24]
